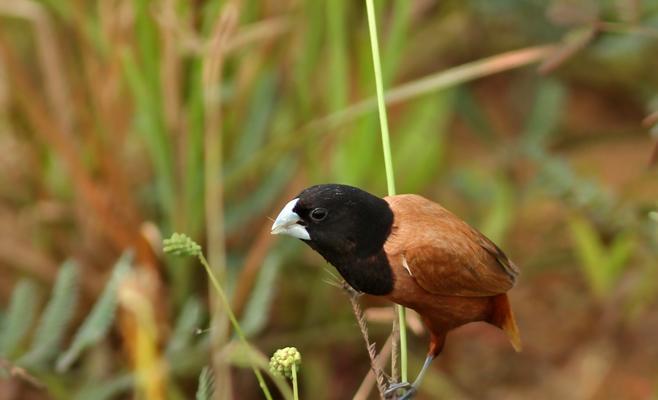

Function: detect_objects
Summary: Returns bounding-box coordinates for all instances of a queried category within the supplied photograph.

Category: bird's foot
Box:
[398,387,417,400]
[384,382,417,399]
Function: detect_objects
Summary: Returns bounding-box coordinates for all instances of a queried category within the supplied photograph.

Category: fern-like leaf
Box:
[196,366,215,400]
[18,261,79,368]
[56,252,132,372]
[0,280,38,358]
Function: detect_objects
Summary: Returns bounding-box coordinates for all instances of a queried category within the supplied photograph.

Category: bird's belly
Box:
[385,268,494,330]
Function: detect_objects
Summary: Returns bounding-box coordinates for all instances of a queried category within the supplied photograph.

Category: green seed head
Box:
[163,233,202,257]
[269,347,301,379]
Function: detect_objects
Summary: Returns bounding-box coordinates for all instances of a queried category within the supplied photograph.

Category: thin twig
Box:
[538,26,599,74]
[642,110,658,128]
[353,334,393,400]
[0,358,45,390]
[644,111,658,167]
[596,20,658,39]
[649,142,658,167]
[390,317,399,383]
[341,280,387,399]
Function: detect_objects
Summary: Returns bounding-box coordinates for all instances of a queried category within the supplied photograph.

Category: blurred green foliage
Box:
[0,0,657,399]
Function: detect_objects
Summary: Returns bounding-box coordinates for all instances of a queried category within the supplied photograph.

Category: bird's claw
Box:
[384,382,416,399]
[398,387,418,400]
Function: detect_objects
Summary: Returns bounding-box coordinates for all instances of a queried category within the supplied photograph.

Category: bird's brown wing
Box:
[385,194,519,297]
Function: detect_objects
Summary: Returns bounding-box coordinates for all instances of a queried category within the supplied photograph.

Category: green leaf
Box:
[605,232,635,286]
[18,261,79,368]
[56,252,133,371]
[569,216,606,297]
[196,366,215,400]
[0,280,38,358]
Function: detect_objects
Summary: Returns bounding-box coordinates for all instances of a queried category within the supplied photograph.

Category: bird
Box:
[271,184,521,399]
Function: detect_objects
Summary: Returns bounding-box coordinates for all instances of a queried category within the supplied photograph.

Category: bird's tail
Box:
[489,293,522,352]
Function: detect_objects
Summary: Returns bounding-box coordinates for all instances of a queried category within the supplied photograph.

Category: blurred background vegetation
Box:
[1,0,657,399]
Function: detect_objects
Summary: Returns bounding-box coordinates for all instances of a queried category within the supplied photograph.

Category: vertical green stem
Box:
[364,0,408,382]
[365,0,396,196]
[198,254,274,400]
[292,363,299,400]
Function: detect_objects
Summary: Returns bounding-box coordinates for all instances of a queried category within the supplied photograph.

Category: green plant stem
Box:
[364,0,408,383]
[292,363,299,400]
[365,0,395,196]
[197,254,273,400]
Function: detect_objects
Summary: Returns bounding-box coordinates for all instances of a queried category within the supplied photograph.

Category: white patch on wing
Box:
[402,254,412,276]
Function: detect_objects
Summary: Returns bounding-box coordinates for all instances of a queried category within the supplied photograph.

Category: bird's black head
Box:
[271,184,394,295]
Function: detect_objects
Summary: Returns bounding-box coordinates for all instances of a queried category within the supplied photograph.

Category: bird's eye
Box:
[310,208,328,222]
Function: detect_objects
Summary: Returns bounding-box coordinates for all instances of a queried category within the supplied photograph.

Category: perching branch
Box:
[340,280,388,399]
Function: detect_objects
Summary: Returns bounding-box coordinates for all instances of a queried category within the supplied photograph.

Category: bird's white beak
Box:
[271,198,310,240]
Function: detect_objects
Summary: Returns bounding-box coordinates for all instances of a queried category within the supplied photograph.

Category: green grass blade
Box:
[121,50,175,225]
[327,0,348,111]
[365,0,396,196]
[606,232,635,287]
[134,0,161,96]
[18,261,79,368]
[390,92,454,193]
[229,71,278,169]
[294,1,325,117]
[183,58,206,237]
[382,0,411,82]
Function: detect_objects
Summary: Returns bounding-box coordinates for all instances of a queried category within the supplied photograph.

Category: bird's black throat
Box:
[295,184,396,296]
[304,239,394,295]
[334,250,394,295]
